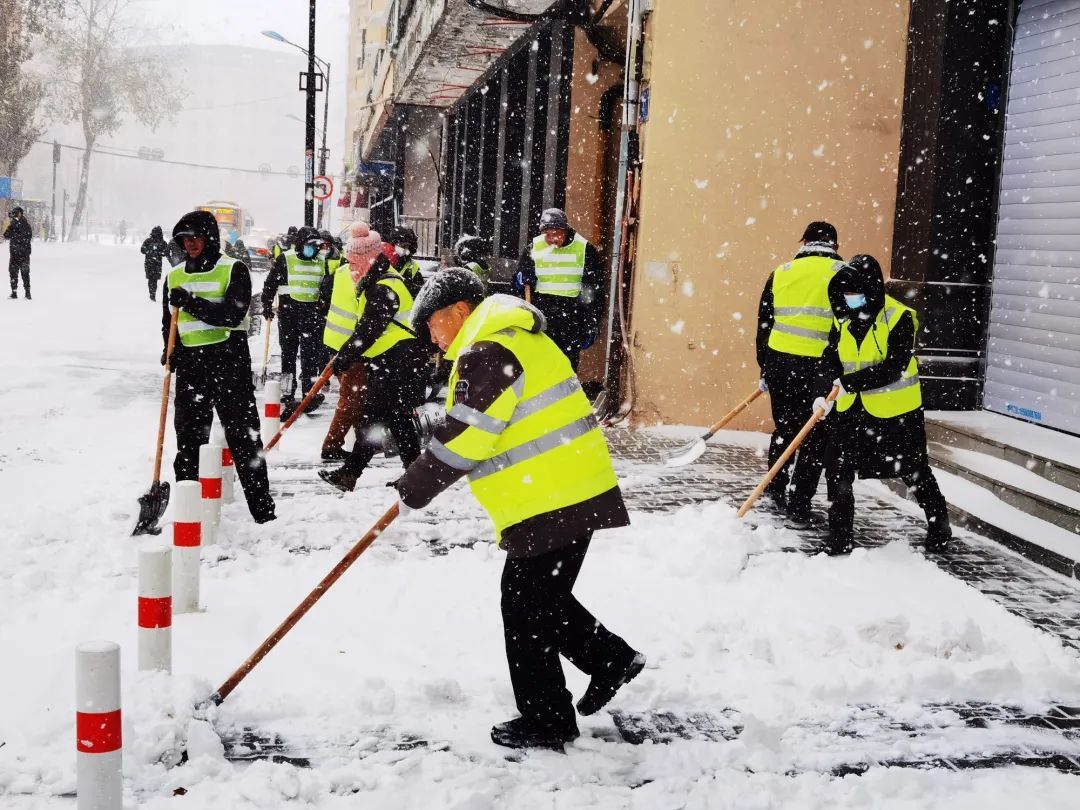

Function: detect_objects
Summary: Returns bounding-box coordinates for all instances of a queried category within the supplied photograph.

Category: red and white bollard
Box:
[199,443,222,546]
[76,641,122,810]
[138,543,171,673]
[262,379,281,445]
[212,424,235,503]
[171,481,201,615]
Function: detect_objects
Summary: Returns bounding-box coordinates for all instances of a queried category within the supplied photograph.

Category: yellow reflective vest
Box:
[323,263,361,351]
[431,295,618,544]
[767,255,844,357]
[280,250,326,303]
[529,233,587,298]
[168,257,249,347]
[836,295,923,418]
[355,272,416,358]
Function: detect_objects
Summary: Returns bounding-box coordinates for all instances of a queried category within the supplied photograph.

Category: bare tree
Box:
[0,0,64,178]
[49,0,175,239]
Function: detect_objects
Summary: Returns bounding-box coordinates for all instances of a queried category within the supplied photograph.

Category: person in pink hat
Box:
[318,222,384,460]
[319,222,429,492]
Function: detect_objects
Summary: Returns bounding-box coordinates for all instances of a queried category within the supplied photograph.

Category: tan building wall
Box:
[628,0,910,429]
[564,28,624,384]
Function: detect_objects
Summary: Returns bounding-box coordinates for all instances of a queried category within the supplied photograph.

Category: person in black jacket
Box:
[318,260,428,492]
[141,226,170,301]
[513,209,604,371]
[162,210,275,523]
[815,255,950,555]
[4,207,33,299]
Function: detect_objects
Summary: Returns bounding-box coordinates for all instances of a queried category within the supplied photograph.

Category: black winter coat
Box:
[141,229,169,277]
[3,216,32,258]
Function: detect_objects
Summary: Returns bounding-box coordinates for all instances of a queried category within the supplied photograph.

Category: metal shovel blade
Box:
[133,480,170,536]
[664,436,708,467]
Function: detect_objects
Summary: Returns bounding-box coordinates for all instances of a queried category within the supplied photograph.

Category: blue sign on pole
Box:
[0,177,24,200]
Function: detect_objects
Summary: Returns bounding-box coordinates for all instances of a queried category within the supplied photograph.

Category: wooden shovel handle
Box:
[260,309,274,377]
[264,360,336,451]
[736,385,840,518]
[524,285,532,304]
[704,386,764,438]
[152,308,180,484]
[208,502,400,706]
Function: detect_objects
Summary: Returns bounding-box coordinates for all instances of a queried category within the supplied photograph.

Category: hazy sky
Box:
[135,0,350,67]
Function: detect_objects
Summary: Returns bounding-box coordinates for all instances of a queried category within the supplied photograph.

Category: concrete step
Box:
[922,411,1080,579]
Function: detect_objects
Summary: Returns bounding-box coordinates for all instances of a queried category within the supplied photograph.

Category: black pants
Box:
[173,348,275,521]
[147,275,160,301]
[827,463,949,542]
[9,256,30,294]
[762,351,828,506]
[278,303,323,397]
[342,343,427,477]
[501,534,635,729]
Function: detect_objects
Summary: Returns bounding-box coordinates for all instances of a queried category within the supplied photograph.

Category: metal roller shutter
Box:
[985,0,1080,434]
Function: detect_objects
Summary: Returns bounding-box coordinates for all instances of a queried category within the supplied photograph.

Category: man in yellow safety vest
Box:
[756,221,845,522]
[392,268,645,751]
[163,210,275,523]
[515,208,604,371]
[814,254,951,555]
[261,225,329,417]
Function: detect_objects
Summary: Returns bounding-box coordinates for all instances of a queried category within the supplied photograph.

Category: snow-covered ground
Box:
[3,243,1080,808]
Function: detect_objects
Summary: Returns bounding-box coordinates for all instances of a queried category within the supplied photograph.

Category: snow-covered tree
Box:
[48,0,176,240]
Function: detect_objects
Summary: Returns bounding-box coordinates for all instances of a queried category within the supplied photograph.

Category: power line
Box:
[35,139,305,178]
[178,93,295,112]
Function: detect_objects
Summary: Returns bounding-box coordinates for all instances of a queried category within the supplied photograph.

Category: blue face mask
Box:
[300,244,317,259]
[844,293,867,311]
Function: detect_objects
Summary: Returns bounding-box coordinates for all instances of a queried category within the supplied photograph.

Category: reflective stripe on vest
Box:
[836,295,922,418]
[767,256,842,357]
[530,233,587,298]
[281,250,325,302]
[323,265,361,350]
[357,273,416,358]
[168,258,237,347]
[438,296,618,544]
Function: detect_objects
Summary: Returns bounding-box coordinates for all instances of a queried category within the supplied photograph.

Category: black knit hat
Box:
[800,221,837,246]
[411,267,487,341]
[539,208,568,231]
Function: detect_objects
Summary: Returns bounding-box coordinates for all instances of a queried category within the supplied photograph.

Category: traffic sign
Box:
[313,175,334,201]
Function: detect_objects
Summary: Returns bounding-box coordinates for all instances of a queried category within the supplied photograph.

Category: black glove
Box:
[169,287,193,309]
[332,351,355,375]
[160,347,180,369]
[262,304,274,320]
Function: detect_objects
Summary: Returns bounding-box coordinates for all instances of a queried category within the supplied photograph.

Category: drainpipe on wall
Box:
[597,0,645,422]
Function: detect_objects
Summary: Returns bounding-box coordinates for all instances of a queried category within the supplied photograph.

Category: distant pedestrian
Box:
[3,207,32,300]
[115,219,128,245]
[140,226,169,302]
[454,232,491,292]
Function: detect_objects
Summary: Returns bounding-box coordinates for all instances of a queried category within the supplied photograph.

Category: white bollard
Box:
[138,543,171,673]
[76,641,122,810]
[198,443,222,546]
[171,481,201,615]
[212,424,235,503]
[262,380,281,445]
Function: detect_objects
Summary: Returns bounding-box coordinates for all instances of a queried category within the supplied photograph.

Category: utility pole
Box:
[316,61,331,230]
[51,141,60,241]
[304,0,317,227]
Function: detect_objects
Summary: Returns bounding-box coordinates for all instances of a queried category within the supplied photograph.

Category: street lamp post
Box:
[262,19,331,229]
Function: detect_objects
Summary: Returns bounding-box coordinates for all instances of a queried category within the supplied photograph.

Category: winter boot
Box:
[576,652,646,716]
[824,533,853,556]
[763,487,786,512]
[785,497,813,524]
[280,396,300,422]
[924,522,952,554]
[24,290,31,300]
[304,392,326,415]
[490,717,579,751]
[8,290,15,299]
[318,466,359,493]
[320,447,349,462]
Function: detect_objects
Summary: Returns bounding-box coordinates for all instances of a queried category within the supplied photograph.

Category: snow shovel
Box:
[664,386,765,467]
[736,385,840,518]
[264,361,336,451]
[198,501,400,711]
[255,311,274,390]
[133,308,179,536]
